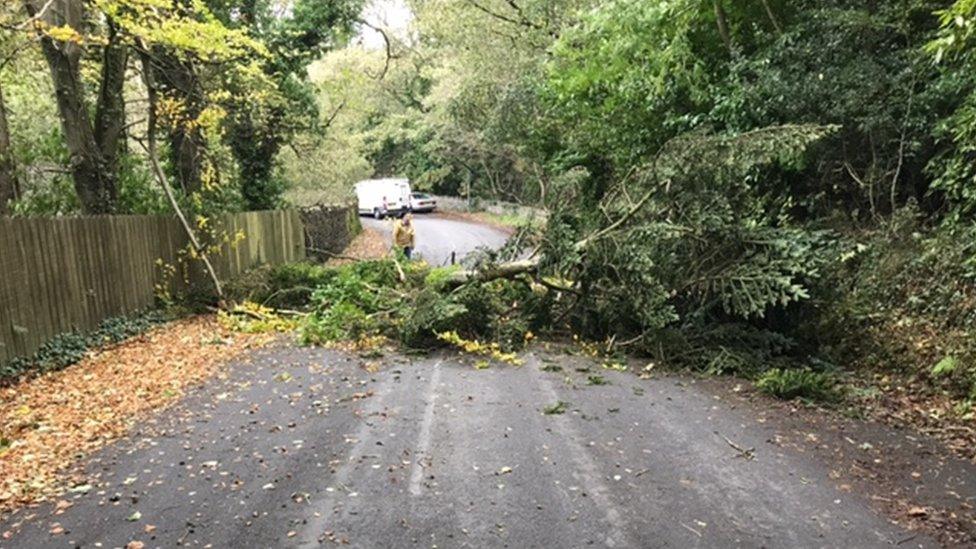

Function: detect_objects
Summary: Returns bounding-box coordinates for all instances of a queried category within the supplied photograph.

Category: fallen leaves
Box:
[907,506,929,518]
[0,316,267,514]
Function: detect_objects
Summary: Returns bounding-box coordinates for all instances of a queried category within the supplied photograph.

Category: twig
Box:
[390,250,406,283]
[12,0,57,30]
[307,246,360,262]
[357,19,394,80]
[681,522,703,537]
[718,432,755,460]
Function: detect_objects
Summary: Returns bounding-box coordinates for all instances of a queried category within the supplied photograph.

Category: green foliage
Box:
[807,209,976,403]
[397,288,468,348]
[928,0,976,216]
[224,262,338,309]
[756,368,842,403]
[543,401,569,415]
[538,124,836,362]
[263,257,543,355]
[302,301,374,344]
[1,310,170,383]
[299,260,399,344]
[933,356,960,377]
[1,0,360,216]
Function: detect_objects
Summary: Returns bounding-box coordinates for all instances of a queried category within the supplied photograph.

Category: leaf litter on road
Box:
[0,316,268,514]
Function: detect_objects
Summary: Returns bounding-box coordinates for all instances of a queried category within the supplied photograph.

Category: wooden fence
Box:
[0,210,305,365]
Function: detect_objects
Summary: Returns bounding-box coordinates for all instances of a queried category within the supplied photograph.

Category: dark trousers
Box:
[403,246,413,260]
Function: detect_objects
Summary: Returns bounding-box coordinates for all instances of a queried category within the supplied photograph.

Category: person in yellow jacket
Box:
[392,212,416,259]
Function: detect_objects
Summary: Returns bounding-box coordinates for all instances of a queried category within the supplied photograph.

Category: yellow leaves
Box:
[194,105,227,137]
[94,0,266,60]
[155,96,186,126]
[41,25,85,45]
[218,301,300,334]
[436,331,523,365]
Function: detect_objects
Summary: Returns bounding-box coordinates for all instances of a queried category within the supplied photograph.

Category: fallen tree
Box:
[445,124,837,332]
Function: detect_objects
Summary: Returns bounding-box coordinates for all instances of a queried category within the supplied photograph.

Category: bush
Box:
[808,209,976,402]
[756,368,842,403]
[1,310,170,384]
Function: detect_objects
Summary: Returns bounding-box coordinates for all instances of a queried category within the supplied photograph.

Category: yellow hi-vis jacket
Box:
[393,219,415,248]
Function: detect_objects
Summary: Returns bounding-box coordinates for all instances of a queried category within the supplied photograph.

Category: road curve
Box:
[361,214,510,266]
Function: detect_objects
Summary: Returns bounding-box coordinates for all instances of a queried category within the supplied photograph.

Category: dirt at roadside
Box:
[325,227,389,265]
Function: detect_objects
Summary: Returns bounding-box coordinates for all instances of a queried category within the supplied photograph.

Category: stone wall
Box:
[299,202,362,261]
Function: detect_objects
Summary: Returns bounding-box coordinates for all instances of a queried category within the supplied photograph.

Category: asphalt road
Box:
[0,347,941,548]
[361,214,510,266]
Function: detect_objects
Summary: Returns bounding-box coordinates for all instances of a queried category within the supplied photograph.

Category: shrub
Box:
[756,368,842,403]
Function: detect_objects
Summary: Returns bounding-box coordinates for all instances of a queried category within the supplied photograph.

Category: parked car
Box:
[354,178,412,218]
[410,192,437,213]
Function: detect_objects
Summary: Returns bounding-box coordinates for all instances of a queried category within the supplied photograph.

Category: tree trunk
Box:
[94,20,128,178]
[138,45,224,301]
[713,0,733,54]
[148,51,205,195]
[0,79,19,215]
[26,0,119,214]
[170,124,205,195]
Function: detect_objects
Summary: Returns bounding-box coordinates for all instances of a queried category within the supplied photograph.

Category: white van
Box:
[354,178,412,218]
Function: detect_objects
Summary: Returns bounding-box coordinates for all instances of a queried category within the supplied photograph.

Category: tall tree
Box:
[0,78,17,214]
[211,0,363,209]
[145,51,207,195]
[24,0,126,214]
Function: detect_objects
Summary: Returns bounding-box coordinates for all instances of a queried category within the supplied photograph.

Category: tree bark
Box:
[760,0,784,34]
[26,0,120,214]
[445,259,539,288]
[170,122,205,195]
[148,51,205,195]
[0,79,19,214]
[94,20,128,178]
[713,0,733,54]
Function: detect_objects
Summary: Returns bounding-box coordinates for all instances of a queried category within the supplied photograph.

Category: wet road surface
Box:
[361,215,510,266]
[0,346,939,548]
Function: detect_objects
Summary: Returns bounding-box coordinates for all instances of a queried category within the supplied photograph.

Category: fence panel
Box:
[0,210,307,365]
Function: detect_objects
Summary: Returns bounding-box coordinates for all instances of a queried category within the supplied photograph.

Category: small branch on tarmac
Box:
[717,432,755,460]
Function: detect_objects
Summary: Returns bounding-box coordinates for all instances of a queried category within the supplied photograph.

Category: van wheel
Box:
[373,208,382,219]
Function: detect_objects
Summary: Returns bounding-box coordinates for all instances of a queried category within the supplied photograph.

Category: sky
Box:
[357,0,414,49]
